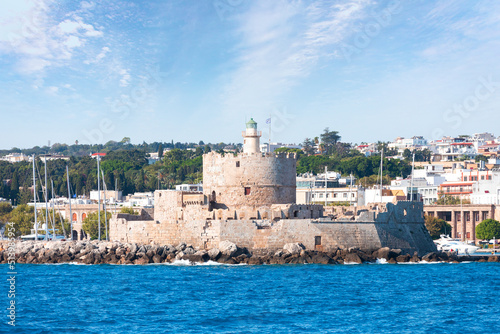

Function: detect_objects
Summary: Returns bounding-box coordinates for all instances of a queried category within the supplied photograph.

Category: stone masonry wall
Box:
[109,217,435,255]
[203,152,297,209]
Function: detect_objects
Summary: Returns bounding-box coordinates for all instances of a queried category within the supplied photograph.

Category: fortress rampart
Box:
[203,152,297,209]
[110,201,436,255]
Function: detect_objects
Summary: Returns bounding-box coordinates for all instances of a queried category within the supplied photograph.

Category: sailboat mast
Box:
[379,149,384,202]
[51,179,56,238]
[44,157,49,241]
[67,165,73,241]
[101,170,108,241]
[410,152,415,201]
[97,155,101,241]
[33,155,37,241]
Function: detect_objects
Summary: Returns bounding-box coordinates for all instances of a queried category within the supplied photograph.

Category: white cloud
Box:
[46,86,59,95]
[220,0,372,117]
[0,0,103,74]
[84,46,110,64]
[65,35,82,48]
[119,68,131,87]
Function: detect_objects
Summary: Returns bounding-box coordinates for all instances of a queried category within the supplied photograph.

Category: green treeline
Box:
[0,148,204,205]
[1,130,416,205]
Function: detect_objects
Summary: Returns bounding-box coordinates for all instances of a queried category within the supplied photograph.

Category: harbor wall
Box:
[109,202,437,255]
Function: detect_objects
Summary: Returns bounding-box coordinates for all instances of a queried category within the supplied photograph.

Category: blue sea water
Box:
[2,261,500,334]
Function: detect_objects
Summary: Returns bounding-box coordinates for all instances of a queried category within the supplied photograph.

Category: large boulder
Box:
[283,243,305,255]
[208,248,221,260]
[344,253,363,264]
[310,253,335,264]
[183,251,209,263]
[373,247,399,260]
[219,240,238,257]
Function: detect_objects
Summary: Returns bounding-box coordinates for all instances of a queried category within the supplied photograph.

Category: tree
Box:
[424,215,452,239]
[10,171,19,202]
[320,128,341,155]
[120,137,131,145]
[82,211,111,240]
[436,194,470,205]
[302,138,315,156]
[8,204,34,237]
[0,203,13,228]
[403,149,412,161]
[120,207,138,215]
[476,219,500,240]
[158,143,164,159]
[475,155,488,163]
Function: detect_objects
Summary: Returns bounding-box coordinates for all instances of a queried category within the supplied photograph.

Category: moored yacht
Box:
[434,235,479,255]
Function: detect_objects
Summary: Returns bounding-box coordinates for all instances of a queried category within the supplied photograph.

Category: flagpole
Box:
[268,114,271,153]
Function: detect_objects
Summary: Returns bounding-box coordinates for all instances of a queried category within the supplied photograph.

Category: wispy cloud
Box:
[0,0,103,74]
[219,0,372,118]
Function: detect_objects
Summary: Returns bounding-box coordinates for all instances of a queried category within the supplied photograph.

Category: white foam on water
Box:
[375,258,388,264]
[156,259,247,266]
[343,262,362,265]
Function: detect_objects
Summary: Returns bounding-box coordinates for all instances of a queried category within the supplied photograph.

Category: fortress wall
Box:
[110,217,221,249]
[203,152,297,208]
[110,217,435,255]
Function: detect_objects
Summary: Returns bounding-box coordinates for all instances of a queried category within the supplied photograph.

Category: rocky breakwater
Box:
[1,241,499,265]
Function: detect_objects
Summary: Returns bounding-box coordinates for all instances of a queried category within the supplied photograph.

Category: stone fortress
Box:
[110,120,437,255]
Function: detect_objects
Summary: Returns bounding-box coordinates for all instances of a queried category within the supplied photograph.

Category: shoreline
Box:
[2,240,499,266]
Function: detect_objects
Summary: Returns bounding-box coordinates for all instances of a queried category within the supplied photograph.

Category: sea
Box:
[2,261,499,334]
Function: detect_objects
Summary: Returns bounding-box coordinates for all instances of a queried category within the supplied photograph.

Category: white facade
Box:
[418,186,439,205]
[123,192,154,207]
[90,190,123,202]
[260,142,301,153]
[0,153,29,163]
[296,187,359,205]
[470,171,500,204]
[175,184,203,192]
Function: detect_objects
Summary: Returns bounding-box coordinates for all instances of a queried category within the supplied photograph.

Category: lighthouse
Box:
[242,118,262,154]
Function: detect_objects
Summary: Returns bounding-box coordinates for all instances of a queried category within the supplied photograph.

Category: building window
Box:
[464,177,468,181]
[244,187,251,195]
[334,193,337,198]
[343,193,347,198]
[236,161,240,167]
[481,176,484,180]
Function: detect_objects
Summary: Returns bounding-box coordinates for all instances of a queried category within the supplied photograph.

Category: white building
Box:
[90,190,123,202]
[124,192,154,207]
[470,170,500,205]
[296,173,358,205]
[260,142,301,153]
[0,153,29,163]
[388,136,428,154]
[175,184,203,192]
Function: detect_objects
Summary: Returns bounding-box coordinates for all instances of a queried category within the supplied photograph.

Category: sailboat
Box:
[21,155,45,240]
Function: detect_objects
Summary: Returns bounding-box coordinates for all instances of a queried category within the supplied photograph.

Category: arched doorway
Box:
[72,213,77,222]
[72,230,78,240]
[82,213,87,220]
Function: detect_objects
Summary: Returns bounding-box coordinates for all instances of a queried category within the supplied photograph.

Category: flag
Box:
[266,118,271,124]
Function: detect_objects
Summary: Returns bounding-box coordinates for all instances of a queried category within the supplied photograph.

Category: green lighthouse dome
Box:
[246,118,257,129]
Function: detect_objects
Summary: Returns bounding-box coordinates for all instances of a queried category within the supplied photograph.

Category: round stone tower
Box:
[203,120,297,209]
[242,118,261,154]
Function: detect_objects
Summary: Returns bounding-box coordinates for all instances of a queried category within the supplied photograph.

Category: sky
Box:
[1,0,500,149]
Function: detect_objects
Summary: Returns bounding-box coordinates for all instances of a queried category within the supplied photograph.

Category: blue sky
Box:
[1,0,500,149]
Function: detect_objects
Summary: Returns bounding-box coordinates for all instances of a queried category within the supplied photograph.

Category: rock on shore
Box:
[1,240,497,265]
